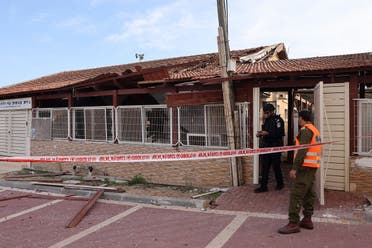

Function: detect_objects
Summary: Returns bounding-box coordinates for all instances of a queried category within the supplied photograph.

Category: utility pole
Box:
[216,0,239,186]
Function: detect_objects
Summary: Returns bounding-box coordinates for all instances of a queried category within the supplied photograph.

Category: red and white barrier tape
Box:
[0,142,332,163]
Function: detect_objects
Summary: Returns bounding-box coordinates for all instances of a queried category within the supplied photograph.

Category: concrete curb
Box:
[0,181,206,209]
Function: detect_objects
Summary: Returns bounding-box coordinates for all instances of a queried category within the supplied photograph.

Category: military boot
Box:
[299,216,314,229]
[278,222,300,234]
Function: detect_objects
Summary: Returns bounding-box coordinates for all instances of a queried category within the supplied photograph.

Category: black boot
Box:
[254,186,268,193]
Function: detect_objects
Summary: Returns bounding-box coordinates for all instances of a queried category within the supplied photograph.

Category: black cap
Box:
[263,103,275,111]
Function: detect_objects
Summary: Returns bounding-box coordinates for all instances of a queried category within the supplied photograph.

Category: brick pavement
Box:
[215,181,367,223]
[0,187,371,247]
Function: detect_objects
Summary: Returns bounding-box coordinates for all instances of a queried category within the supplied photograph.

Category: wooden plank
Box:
[325,175,345,183]
[344,82,350,191]
[323,132,345,139]
[323,144,345,151]
[324,99,345,106]
[191,190,220,199]
[36,93,70,100]
[0,194,31,202]
[167,91,223,107]
[66,189,104,228]
[31,182,118,191]
[322,125,346,132]
[324,106,346,112]
[74,90,116,98]
[5,178,63,183]
[324,86,346,93]
[324,157,347,164]
[4,172,66,178]
[325,181,344,190]
[324,112,345,119]
[27,195,89,201]
[325,168,345,176]
[324,162,347,170]
[118,87,176,95]
[322,118,345,125]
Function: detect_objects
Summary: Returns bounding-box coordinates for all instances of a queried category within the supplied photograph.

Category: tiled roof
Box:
[0,45,272,96]
[167,52,372,81]
[2,44,371,97]
[237,52,372,75]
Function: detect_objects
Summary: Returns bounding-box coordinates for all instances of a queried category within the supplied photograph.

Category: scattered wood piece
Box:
[82,178,103,182]
[5,178,63,183]
[191,190,221,199]
[31,182,118,191]
[5,172,66,179]
[66,189,104,228]
[27,195,89,201]
[0,193,89,202]
[0,194,31,202]
[62,180,81,184]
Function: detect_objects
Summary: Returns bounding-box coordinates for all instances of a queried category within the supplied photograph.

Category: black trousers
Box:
[260,152,284,188]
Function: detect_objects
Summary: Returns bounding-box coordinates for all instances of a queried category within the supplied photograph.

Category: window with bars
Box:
[31,108,69,140]
[116,105,171,144]
[179,105,227,147]
[354,99,372,155]
[72,107,114,142]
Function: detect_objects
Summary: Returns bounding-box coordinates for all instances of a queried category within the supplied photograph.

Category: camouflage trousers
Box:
[288,166,318,223]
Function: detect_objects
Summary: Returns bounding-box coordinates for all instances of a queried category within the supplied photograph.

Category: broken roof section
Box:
[0,43,287,98]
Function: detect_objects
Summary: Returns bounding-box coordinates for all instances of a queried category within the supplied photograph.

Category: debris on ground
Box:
[31,182,120,192]
[2,168,221,200]
[66,189,104,228]
[192,190,221,199]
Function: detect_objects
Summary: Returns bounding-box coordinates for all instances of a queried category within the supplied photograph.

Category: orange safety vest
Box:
[295,123,322,168]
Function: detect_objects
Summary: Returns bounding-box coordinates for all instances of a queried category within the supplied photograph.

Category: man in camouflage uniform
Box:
[278,109,322,234]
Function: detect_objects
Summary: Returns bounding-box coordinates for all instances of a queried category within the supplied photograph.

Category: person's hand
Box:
[260,131,269,136]
[256,131,269,137]
[289,169,296,180]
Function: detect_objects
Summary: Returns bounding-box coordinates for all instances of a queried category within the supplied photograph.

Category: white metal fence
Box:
[32,108,69,140]
[354,99,372,155]
[72,107,114,142]
[32,103,250,148]
[179,105,227,147]
[116,105,171,144]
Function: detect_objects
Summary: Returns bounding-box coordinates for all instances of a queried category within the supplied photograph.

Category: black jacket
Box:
[261,114,285,147]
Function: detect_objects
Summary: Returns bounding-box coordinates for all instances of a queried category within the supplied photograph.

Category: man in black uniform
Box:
[254,103,285,193]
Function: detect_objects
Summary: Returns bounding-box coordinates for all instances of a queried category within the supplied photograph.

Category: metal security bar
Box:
[116,105,171,145]
[179,105,207,146]
[354,99,372,155]
[72,107,114,142]
[237,102,250,149]
[179,103,250,148]
[31,108,69,140]
[31,103,250,148]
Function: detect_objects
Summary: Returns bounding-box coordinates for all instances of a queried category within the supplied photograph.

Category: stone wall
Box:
[30,140,259,188]
[349,156,372,193]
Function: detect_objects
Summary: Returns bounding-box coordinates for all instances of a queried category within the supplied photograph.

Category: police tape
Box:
[0,141,332,163]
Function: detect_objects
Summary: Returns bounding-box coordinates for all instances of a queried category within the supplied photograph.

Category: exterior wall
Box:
[349,156,372,192]
[31,140,236,188]
[241,156,254,184]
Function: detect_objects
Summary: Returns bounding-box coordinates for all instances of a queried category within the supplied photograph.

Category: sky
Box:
[1,0,372,87]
